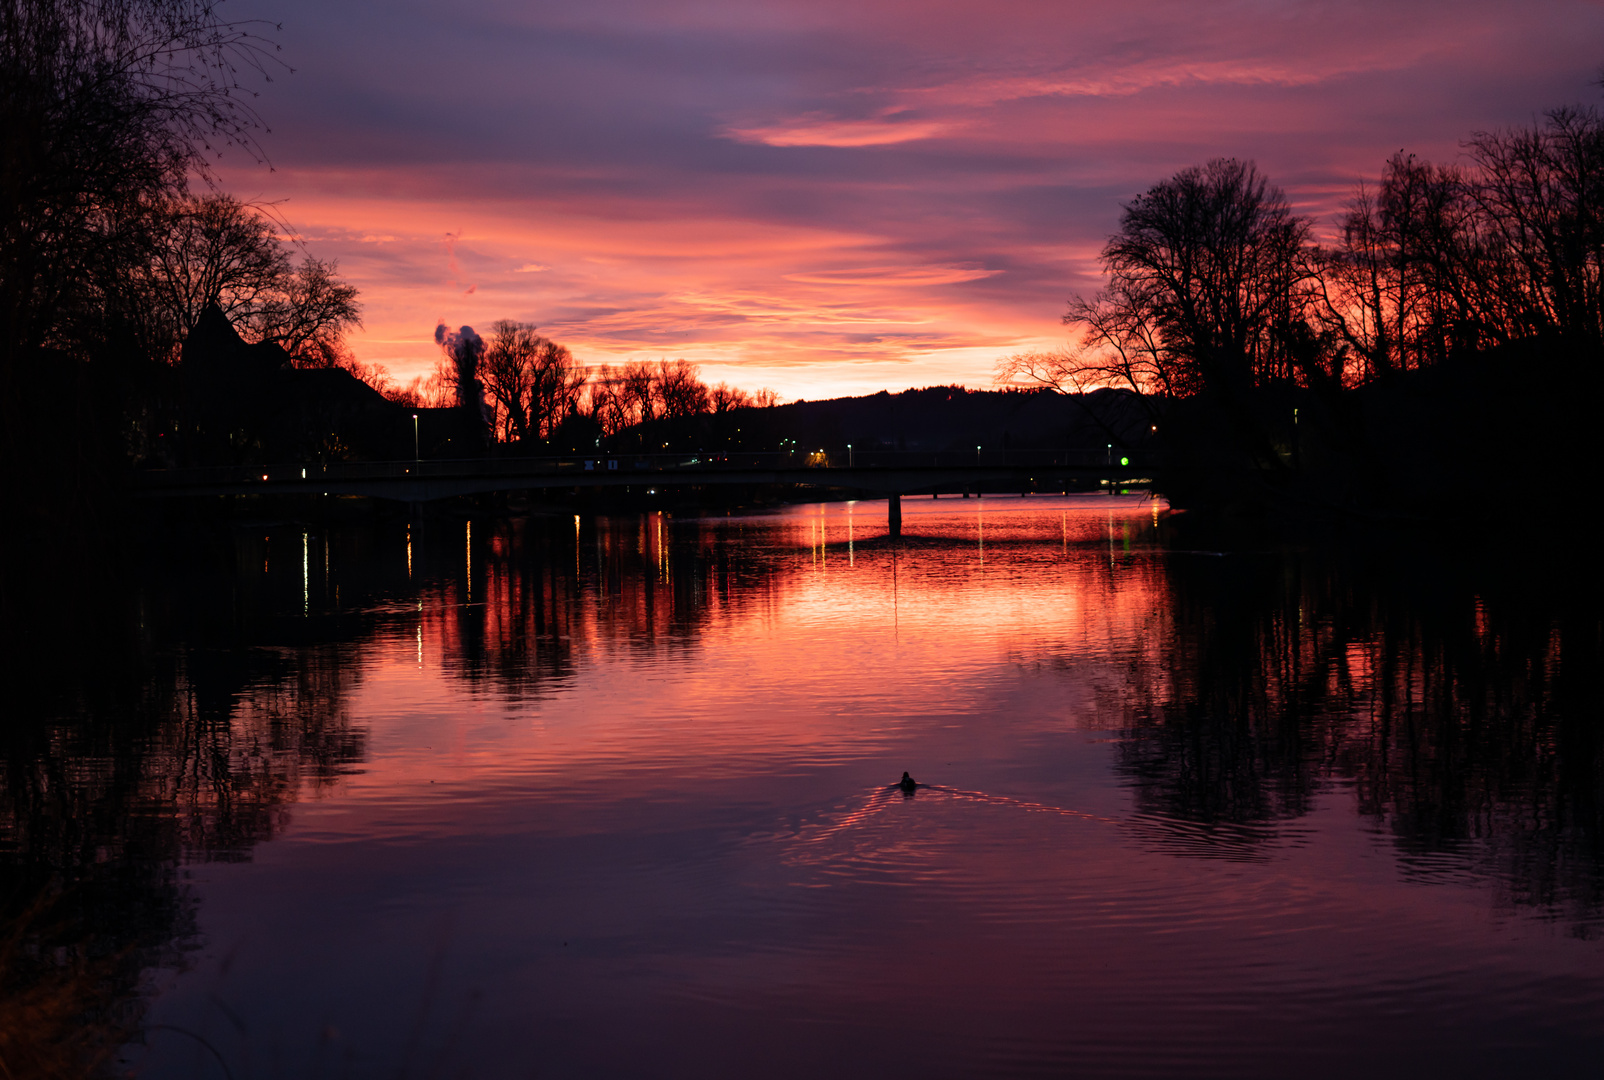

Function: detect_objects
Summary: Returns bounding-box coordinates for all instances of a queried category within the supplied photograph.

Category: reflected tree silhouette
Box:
[4,509,1599,1072]
[0,531,373,1071]
[1114,546,1603,924]
[414,513,791,698]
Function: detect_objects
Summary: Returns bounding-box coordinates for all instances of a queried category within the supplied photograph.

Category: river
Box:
[4,495,1600,1078]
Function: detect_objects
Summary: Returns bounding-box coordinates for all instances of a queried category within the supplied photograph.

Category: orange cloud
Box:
[723,111,950,147]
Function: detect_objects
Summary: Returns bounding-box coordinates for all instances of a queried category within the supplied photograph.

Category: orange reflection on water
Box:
[339,496,1171,816]
[58,496,1604,1079]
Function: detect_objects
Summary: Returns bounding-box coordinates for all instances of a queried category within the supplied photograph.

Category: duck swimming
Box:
[898,771,918,793]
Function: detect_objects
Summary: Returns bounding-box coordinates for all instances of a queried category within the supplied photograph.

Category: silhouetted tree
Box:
[708,382,751,413]
[255,255,362,367]
[1,0,287,565]
[620,359,656,424]
[653,358,709,419]
[127,196,363,374]
[479,320,586,444]
[1312,152,1499,381]
[579,358,776,449]
[1063,158,1314,400]
[142,193,289,349]
[528,336,586,439]
[482,320,541,441]
[997,98,1604,518]
[584,363,630,436]
[1466,106,1604,350]
[1,0,281,370]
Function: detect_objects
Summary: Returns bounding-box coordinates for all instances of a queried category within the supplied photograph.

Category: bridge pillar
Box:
[888,493,902,537]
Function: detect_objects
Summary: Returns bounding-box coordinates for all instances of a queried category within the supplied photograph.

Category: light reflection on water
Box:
[4,496,1600,1078]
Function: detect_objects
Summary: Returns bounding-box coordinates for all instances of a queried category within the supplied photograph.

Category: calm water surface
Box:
[6,496,1602,1078]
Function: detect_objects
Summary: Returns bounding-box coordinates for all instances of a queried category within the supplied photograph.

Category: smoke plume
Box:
[434,322,490,421]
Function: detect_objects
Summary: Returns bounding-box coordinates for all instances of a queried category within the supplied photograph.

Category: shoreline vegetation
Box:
[997,120,1604,528]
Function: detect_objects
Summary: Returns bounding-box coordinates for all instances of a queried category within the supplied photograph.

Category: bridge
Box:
[133,448,1159,534]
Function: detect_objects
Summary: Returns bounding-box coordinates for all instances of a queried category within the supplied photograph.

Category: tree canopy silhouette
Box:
[1061,158,1313,400]
[999,98,1604,518]
[1,0,283,363]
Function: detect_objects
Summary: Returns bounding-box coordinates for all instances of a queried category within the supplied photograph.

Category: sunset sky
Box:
[216,0,1603,400]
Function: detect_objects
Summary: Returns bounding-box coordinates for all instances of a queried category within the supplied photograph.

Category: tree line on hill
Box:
[425,320,777,451]
[1000,94,1604,518]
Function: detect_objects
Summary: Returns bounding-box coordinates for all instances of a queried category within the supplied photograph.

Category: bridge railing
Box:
[755,448,1151,471]
[132,448,1158,488]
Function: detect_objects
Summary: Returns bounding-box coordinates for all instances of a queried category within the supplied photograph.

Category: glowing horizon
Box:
[217,0,1602,401]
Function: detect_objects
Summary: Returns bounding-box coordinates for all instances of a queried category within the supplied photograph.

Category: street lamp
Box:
[848,443,853,468]
[975,444,981,464]
[413,413,420,462]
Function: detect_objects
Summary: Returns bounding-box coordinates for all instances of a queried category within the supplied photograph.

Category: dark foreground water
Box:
[4,496,1602,1078]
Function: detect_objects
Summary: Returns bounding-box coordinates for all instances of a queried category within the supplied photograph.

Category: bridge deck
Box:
[133,450,1157,504]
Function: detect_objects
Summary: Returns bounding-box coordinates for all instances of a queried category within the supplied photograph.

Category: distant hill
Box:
[611,385,1158,455]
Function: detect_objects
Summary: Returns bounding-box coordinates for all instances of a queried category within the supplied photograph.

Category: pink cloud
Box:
[785,265,1001,286]
[218,0,1604,401]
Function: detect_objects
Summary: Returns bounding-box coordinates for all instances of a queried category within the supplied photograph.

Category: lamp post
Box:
[413,414,420,462]
[847,444,853,468]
